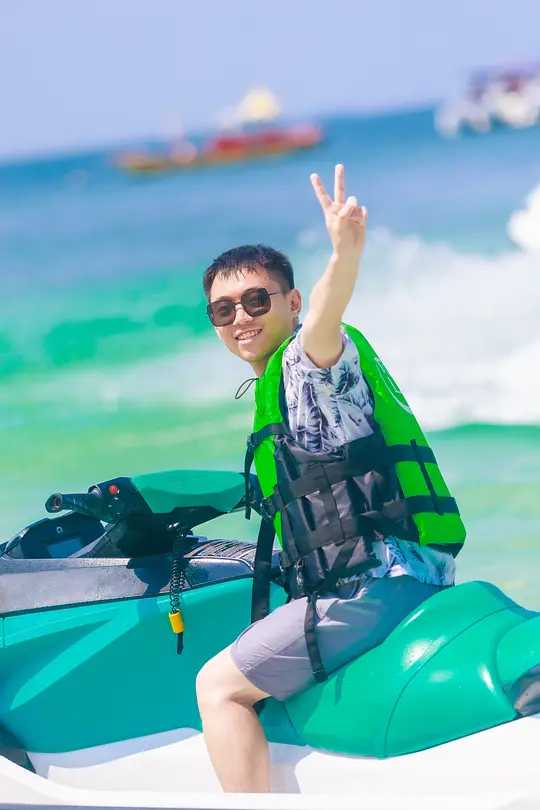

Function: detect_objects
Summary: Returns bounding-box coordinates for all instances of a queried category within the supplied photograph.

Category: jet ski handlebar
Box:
[45,477,151,524]
[44,471,254,528]
[45,488,105,519]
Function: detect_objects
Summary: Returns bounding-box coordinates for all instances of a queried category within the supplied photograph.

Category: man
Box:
[196,164,462,793]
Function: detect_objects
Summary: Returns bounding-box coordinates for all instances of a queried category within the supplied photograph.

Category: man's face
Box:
[208,266,301,374]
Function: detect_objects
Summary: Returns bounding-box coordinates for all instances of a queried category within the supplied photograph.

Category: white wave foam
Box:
[334,228,540,428]
[508,184,540,253]
[6,229,539,430]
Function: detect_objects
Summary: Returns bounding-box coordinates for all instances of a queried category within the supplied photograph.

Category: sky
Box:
[1,0,540,159]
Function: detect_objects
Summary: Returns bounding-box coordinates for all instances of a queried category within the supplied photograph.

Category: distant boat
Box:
[116,87,323,174]
[435,64,540,137]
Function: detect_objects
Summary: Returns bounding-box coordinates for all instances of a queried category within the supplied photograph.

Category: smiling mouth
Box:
[236,329,262,342]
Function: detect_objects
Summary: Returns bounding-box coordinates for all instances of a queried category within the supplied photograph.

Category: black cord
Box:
[234,377,257,399]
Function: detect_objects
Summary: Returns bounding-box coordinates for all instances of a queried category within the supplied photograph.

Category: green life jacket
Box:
[248,323,465,550]
[244,323,466,681]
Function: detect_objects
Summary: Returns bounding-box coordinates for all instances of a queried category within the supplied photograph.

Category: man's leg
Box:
[196,646,270,793]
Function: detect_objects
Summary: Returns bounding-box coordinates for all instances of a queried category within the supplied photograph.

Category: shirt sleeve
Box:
[283,328,367,397]
[282,327,376,452]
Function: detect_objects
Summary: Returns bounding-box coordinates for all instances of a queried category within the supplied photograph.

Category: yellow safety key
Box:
[168,610,185,634]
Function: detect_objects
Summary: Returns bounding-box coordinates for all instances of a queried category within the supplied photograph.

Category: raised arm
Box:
[302,164,367,368]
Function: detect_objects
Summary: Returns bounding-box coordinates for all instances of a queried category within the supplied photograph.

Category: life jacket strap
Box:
[304,533,363,683]
[250,518,276,623]
[278,513,377,567]
[406,495,460,516]
[387,444,437,464]
[249,422,289,450]
[244,422,289,518]
[263,481,459,537]
[305,592,327,682]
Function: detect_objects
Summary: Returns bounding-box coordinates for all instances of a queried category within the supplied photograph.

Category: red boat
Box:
[116,124,323,174]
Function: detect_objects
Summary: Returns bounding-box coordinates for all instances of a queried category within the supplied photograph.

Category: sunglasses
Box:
[206,287,283,327]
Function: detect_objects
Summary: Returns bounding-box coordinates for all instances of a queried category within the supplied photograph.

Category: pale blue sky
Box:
[1,0,539,159]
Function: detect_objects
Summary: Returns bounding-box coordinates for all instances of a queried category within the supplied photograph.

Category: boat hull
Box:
[116,128,323,174]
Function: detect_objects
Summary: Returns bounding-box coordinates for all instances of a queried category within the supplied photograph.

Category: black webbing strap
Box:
[263,456,385,512]
[277,509,377,567]
[244,423,288,518]
[243,444,255,520]
[305,592,327,683]
[304,534,362,683]
[251,518,276,623]
[250,422,289,450]
[406,495,460,516]
[387,444,436,464]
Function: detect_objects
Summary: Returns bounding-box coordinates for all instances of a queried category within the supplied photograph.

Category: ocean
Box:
[1,108,539,606]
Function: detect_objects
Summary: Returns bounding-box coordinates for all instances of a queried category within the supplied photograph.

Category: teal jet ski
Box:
[1,468,539,809]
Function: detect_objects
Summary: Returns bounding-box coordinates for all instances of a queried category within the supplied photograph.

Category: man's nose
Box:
[233,302,253,324]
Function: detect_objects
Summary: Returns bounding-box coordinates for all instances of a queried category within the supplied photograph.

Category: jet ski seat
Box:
[285,580,540,757]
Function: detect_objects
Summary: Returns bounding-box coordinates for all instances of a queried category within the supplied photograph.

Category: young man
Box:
[197,165,461,793]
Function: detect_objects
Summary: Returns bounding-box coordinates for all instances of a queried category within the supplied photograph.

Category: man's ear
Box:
[290,288,302,317]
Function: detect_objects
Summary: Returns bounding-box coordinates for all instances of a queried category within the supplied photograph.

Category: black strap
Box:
[305,592,327,683]
[249,422,289,451]
[388,444,436,464]
[303,534,361,683]
[251,518,276,623]
[244,423,289,519]
[405,495,460,516]
[262,454,449,516]
[176,633,184,654]
[243,443,255,519]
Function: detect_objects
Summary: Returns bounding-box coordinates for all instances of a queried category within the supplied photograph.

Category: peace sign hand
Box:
[310,164,367,259]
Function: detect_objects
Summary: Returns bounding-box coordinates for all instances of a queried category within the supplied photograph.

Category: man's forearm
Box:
[307,251,360,331]
[303,165,367,368]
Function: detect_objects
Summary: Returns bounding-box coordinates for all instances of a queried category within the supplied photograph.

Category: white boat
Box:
[436,65,540,136]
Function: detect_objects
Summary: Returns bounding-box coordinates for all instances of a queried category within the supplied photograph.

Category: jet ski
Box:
[1,468,539,809]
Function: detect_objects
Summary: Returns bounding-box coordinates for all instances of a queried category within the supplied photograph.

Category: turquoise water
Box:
[1,109,539,606]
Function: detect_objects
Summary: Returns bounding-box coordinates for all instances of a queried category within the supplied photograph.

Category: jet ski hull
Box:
[2,716,540,808]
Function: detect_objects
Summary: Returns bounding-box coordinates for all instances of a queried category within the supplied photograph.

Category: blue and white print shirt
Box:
[282,328,455,587]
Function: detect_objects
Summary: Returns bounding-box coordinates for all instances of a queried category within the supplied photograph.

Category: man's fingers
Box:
[334,164,345,205]
[338,200,368,224]
[310,173,333,210]
[338,196,358,218]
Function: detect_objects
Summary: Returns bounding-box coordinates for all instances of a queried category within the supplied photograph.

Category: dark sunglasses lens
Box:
[208,300,235,326]
[242,288,271,316]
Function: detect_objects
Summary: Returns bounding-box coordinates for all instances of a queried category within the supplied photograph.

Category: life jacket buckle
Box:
[260,496,276,522]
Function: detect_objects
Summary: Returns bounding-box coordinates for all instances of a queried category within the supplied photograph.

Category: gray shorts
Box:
[231,575,445,700]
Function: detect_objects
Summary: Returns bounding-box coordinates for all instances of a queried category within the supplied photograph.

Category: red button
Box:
[108,484,120,495]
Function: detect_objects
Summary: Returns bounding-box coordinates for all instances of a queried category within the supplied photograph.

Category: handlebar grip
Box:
[45,493,64,513]
[45,490,102,517]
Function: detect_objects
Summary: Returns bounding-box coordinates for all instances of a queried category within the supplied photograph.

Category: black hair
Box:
[203,244,295,299]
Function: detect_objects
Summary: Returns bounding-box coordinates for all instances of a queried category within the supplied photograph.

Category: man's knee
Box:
[196,648,267,713]
[196,654,227,711]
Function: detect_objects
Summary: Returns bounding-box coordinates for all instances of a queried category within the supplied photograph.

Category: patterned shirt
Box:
[282,328,455,586]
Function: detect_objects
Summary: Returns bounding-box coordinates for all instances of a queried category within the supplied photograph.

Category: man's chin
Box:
[237,345,262,363]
